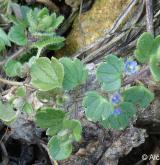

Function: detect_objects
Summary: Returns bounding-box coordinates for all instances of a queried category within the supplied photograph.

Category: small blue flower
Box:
[124,59,139,75]
[111,93,121,104]
[113,108,122,115]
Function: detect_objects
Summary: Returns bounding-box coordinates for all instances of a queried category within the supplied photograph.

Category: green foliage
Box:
[0,101,17,123]
[1,3,159,162]
[123,86,154,108]
[96,54,124,92]
[5,5,65,56]
[31,36,65,56]
[83,91,114,122]
[0,28,11,52]
[27,7,64,34]
[30,57,64,91]
[100,102,136,130]
[135,32,154,63]
[150,55,160,81]
[60,57,87,90]
[63,119,82,141]
[36,108,65,129]
[4,60,22,77]
[135,32,160,81]
[36,108,82,160]
[25,7,65,55]
[8,24,27,46]
[0,28,11,45]
[48,136,72,160]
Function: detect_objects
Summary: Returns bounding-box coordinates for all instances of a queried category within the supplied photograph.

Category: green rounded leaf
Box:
[48,136,72,160]
[8,24,27,46]
[46,124,63,136]
[63,119,82,141]
[0,28,11,46]
[30,57,64,91]
[0,101,17,123]
[135,32,154,63]
[60,57,87,90]
[4,60,22,77]
[150,55,160,81]
[35,108,65,129]
[83,91,114,122]
[123,86,154,108]
[101,102,136,130]
[96,54,124,92]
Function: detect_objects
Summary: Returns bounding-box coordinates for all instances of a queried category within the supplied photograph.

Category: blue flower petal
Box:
[111,93,121,104]
[113,108,122,115]
[124,59,139,75]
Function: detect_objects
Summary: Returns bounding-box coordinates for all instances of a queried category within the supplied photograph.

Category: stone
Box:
[56,0,130,56]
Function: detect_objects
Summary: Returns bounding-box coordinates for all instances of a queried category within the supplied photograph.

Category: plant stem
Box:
[0,76,33,88]
[36,48,42,58]
[0,77,23,86]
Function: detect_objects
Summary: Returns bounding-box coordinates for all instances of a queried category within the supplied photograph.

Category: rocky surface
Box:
[57,0,131,56]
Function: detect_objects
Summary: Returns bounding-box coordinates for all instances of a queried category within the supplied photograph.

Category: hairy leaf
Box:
[101,102,136,130]
[31,36,65,50]
[60,57,87,90]
[30,57,64,91]
[150,55,160,81]
[4,60,22,77]
[123,86,154,108]
[96,54,124,92]
[63,119,82,141]
[36,108,65,129]
[83,91,114,122]
[0,28,11,46]
[8,24,27,46]
[0,101,17,123]
[135,32,160,63]
[48,136,72,160]
[51,15,64,30]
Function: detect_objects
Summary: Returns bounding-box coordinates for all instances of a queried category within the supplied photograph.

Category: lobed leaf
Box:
[101,102,136,130]
[123,86,154,108]
[31,36,65,50]
[96,54,124,92]
[83,91,114,122]
[4,60,22,77]
[48,136,72,160]
[0,28,11,46]
[150,55,160,81]
[0,101,17,123]
[35,108,65,129]
[63,119,82,141]
[30,57,64,91]
[135,32,154,63]
[8,24,27,46]
[60,57,87,90]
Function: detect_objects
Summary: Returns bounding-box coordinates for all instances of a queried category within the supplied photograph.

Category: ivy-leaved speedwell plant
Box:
[0,2,158,161]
